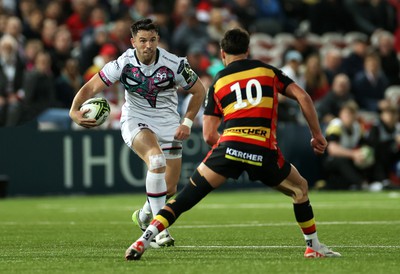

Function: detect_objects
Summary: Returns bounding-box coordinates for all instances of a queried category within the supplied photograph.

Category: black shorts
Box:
[203,143,291,187]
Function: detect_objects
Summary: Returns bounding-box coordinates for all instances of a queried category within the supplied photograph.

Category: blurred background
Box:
[1,0,400,197]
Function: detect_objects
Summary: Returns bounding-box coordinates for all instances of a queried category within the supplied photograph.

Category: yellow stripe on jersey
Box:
[223,126,271,141]
[225,155,263,166]
[214,67,275,93]
[224,97,273,116]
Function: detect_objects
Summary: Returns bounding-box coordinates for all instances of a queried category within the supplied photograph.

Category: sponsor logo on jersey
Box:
[161,55,179,65]
[225,147,263,166]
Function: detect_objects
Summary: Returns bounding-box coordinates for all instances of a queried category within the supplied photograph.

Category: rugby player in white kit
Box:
[69,18,206,247]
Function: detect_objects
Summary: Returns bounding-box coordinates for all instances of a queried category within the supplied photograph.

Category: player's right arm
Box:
[285,82,327,155]
[69,73,108,128]
[203,115,221,146]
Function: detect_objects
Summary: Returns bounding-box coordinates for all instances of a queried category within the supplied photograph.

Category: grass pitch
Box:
[1,190,399,274]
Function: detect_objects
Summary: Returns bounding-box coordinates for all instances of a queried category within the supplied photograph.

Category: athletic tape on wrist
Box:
[182,118,193,128]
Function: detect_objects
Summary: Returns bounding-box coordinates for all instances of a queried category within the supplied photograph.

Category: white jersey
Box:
[99,47,198,123]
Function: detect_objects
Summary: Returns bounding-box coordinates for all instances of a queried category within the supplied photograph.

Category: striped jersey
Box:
[204,59,293,150]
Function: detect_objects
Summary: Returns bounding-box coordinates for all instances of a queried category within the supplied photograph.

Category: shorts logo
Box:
[138,123,149,128]
[225,147,263,166]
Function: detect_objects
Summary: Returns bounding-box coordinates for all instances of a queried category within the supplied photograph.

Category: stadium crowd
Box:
[0,0,399,190]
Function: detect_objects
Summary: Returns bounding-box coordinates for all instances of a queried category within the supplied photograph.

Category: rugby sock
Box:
[293,200,321,249]
[145,171,167,217]
[139,198,152,223]
[139,194,174,222]
[138,209,175,248]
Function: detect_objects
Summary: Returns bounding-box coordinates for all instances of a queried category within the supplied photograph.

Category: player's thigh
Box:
[197,163,227,188]
[132,129,163,163]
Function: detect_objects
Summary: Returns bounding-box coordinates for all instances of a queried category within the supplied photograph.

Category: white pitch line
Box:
[176,245,400,249]
[173,220,400,229]
[1,220,400,226]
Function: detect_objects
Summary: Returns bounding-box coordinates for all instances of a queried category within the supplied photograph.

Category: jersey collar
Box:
[134,48,160,66]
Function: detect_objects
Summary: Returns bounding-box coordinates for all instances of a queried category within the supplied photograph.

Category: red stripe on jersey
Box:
[225,107,272,121]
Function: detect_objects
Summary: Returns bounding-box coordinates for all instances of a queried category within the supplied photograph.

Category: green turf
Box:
[1,190,399,274]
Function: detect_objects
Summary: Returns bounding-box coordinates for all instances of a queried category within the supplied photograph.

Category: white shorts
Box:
[121,114,182,159]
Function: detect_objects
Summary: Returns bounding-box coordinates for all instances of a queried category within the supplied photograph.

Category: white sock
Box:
[304,232,321,249]
[138,225,159,248]
[145,171,167,217]
[139,199,152,222]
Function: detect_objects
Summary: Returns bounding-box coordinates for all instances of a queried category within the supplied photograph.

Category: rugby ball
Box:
[80,97,111,126]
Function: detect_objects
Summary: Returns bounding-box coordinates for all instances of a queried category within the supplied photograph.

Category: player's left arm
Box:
[175,79,206,140]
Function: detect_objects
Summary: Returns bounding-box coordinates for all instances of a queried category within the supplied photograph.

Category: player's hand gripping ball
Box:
[79,98,111,126]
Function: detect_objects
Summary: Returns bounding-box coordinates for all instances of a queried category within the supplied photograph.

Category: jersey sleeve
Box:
[203,84,222,117]
[274,67,294,95]
[99,52,127,86]
[175,59,199,90]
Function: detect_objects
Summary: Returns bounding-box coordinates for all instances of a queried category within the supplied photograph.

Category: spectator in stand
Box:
[19,51,58,126]
[344,0,396,35]
[322,101,371,190]
[303,53,330,102]
[49,27,73,77]
[79,25,110,74]
[230,0,257,31]
[206,7,230,42]
[108,19,131,53]
[44,0,65,25]
[0,34,25,127]
[55,58,83,109]
[373,30,400,86]
[316,73,354,124]
[322,46,344,85]
[4,16,25,54]
[340,35,369,80]
[171,8,209,56]
[284,30,319,63]
[0,12,10,36]
[185,43,210,76]
[40,18,58,51]
[352,52,389,112]
[22,7,43,41]
[281,50,305,88]
[309,0,354,35]
[128,0,152,21]
[366,100,400,187]
[65,0,90,43]
[171,0,193,29]
[23,38,43,71]
[279,50,304,124]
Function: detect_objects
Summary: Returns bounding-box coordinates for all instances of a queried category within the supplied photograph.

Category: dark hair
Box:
[220,28,249,55]
[130,18,159,37]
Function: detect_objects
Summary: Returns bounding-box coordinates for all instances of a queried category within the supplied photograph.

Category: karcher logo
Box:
[226,147,263,162]
[225,128,268,137]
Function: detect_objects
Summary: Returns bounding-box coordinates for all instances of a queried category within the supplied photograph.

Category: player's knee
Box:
[293,178,308,202]
[148,154,166,172]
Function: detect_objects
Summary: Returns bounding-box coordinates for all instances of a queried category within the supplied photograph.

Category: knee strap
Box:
[167,169,214,218]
